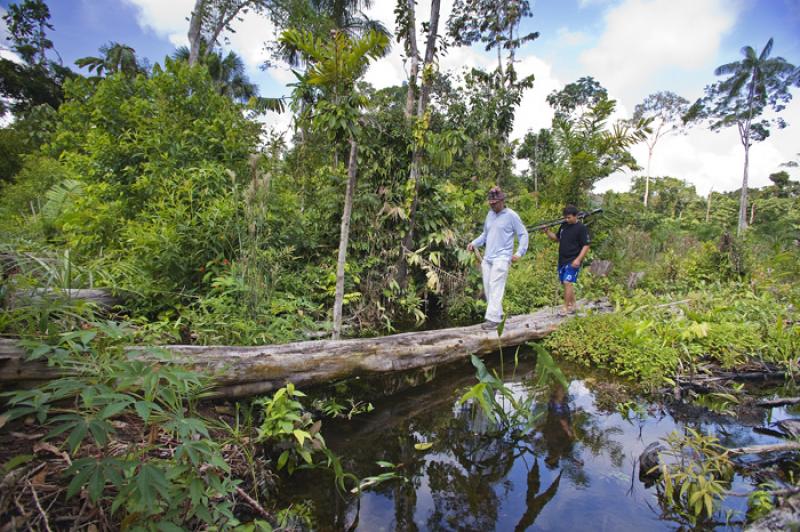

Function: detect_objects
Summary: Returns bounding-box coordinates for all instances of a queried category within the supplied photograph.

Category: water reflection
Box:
[278,355,790,531]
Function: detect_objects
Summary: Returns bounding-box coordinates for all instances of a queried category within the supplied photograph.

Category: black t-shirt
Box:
[556,222,590,266]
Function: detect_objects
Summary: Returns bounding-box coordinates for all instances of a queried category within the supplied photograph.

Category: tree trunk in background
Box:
[188,0,206,67]
[737,143,750,235]
[644,147,653,207]
[396,0,441,289]
[403,0,419,120]
[332,139,359,340]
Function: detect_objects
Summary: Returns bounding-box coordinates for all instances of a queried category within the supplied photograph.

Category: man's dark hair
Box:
[563,205,579,216]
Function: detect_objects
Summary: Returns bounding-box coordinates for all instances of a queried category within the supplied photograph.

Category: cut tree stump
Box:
[0,299,612,398]
[588,260,612,277]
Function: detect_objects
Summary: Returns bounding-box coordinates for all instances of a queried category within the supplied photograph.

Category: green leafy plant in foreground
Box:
[2,322,243,529]
[652,428,734,526]
[254,382,326,474]
[457,343,568,434]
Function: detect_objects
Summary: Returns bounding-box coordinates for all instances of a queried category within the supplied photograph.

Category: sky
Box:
[1,0,799,195]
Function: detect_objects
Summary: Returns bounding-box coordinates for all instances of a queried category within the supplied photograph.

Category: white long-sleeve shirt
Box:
[470,207,529,261]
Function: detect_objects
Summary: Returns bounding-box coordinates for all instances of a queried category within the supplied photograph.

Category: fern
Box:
[42,179,84,223]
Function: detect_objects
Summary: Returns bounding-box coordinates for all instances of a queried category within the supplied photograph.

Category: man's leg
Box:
[485,259,510,323]
[481,259,493,320]
[564,282,576,312]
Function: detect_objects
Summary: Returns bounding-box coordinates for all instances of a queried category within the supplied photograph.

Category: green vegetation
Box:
[1,0,798,528]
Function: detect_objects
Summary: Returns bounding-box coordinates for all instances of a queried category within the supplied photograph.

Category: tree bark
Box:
[644,147,653,207]
[188,0,206,67]
[727,442,800,455]
[738,142,750,235]
[396,0,441,288]
[332,138,359,340]
[756,397,800,408]
[0,299,612,398]
[737,66,758,236]
[403,0,419,120]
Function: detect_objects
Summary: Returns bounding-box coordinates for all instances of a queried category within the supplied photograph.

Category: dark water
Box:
[279,353,796,531]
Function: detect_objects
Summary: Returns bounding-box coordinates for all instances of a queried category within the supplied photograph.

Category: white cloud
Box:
[0,6,23,64]
[556,27,590,47]
[119,0,798,197]
[121,0,191,46]
[596,96,800,195]
[579,0,615,7]
[362,0,458,89]
[580,0,738,108]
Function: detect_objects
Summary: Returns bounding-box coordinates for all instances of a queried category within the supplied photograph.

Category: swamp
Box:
[1,0,799,530]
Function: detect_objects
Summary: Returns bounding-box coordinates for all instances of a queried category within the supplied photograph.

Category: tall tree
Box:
[447,0,538,78]
[546,76,606,121]
[76,42,144,77]
[685,38,799,235]
[187,0,272,66]
[281,28,388,339]
[3,0,55,66]
[266,0,389,67]
[0,0,72,117]
[394,0,442,288]
[631,91,689,207]
[395,0,419,118]
[517,128,557,199]
[546,80,647,205]
[447,0,537,185]
[174,46,256,102]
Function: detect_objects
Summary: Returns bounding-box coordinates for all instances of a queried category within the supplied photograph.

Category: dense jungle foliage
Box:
[1,0,799,529]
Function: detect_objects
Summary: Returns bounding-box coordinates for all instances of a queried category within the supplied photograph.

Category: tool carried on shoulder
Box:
[528,208,603,232]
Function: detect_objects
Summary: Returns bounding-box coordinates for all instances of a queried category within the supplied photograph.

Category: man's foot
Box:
[557,308,576,317]
[481,320,500,330]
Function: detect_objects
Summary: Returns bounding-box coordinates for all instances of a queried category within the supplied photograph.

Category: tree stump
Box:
[589,260,613,277]
[626,271,645,290]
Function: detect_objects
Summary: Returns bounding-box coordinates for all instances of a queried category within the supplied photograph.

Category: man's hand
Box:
[467,243,475,252]
[511,255,520,263]
[571,258,581,268]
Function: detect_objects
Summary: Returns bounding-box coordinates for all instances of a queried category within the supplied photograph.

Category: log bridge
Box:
[1,299,612,398]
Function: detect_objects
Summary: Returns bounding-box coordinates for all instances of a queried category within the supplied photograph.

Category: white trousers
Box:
[481,258,510,323]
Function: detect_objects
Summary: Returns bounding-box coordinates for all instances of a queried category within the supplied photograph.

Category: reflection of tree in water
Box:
[287,368,636,530]
[514,460,561,532]
[423,403,520,530]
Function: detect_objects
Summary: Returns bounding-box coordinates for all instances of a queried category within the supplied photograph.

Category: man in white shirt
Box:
[467,186,529,330]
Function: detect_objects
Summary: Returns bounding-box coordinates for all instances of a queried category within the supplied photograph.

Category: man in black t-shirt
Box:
[543,205,591,315]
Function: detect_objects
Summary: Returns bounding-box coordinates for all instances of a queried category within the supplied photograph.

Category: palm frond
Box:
[714,61,741,76]
[759,37,774,61]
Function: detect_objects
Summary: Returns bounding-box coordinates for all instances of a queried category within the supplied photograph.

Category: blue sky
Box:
[2,0,799,193]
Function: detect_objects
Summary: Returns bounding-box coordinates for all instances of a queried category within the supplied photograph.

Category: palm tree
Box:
[76,42,142,77]
[281,28,388,339]
[174,46,255,103]
[175,44,286,112]
[688,38,798,234]
[275,0,390,67]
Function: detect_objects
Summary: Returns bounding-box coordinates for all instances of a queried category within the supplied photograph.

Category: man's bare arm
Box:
[571,245,590,267]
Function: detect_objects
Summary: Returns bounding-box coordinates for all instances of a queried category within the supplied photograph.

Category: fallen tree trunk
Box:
[4,288,122,311]
[0,299,612,398]
[756,397,800,408]
[727,442,800,455]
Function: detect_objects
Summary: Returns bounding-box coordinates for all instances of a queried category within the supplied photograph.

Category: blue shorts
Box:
[558,263,580,283]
